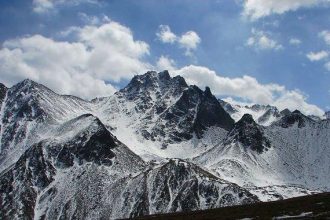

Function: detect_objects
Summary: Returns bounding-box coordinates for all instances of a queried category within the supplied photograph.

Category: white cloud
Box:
[170,64,323,116]
[246,29,283,51]
[306,50,329,61]
[33,0,54,13]
[32,0,98,13]
[0,21,151,99]
[319,30,330,45]
[156,25,177,44]
[242,0,329,21]
[273,90,324,116]
[156,25,201,56]
[77,22,151,82]
[289,38,302,45]
[178,31,201,56]
[78,12,109,25]
[156,55,176,71]
[173,65,283,104]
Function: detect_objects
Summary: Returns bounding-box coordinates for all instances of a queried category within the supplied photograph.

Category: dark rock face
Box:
[152,85,234,141]
[0,83,8,155]
[120,71,188,109]
[48,114,116,168]
[218,99,238,115]
[325,111,330,120]
[151,159,258,212]
[276,110,314,128]
[225,114,271,153]
[118,71,234,143]
[0,143,56,219]
[0,80,47,165]
[280,108,292,117]
[0,83,7,106]
[193,87,234,138]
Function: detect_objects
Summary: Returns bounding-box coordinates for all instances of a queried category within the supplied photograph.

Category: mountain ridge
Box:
[0,71,329,219]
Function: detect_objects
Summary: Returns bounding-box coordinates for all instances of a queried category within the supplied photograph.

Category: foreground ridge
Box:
[136,192,330,220]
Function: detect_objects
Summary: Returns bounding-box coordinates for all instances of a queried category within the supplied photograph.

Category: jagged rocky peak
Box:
[47,113,117,167]
[280,108,291,116]
[2,78,90,126]
[2,79,52,124]
[204,86,212,96]
[120,70,188,99]
[9,78,48,95]
[225,114,270,153]
[114,70,234,142]
[249,104,265,111]
[218,100,284,126]
[257,106,281,125]
[239,114,255,124]
[192,86,235,137]
[275,109,314,128]
[154,84,234,141]
[324,111,330,120]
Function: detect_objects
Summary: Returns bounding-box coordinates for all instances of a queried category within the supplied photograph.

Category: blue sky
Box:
[0,0,329,116]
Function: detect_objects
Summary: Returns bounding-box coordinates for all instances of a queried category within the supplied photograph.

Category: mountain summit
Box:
[225,114,270,153]
[100,71,234,149]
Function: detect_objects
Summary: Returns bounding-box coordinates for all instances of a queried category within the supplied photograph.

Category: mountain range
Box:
[0,70,329,219]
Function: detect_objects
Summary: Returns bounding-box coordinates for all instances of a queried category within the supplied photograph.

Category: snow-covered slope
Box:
[219,100,284,126]
[195,111,330,193]
[0,114,257,219]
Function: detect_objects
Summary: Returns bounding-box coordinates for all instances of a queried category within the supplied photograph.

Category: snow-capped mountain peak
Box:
[220,100,287,126]
[95,71,234,160]
[224,114,270,153]
[274,110,315,128]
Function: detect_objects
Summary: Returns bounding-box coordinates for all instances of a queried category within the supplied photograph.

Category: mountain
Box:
[195,109,330,194]
[0,114,256,219]
[94,71,233,160]
[1,71,329,219]
[224,114,271,153]
[219,100,284,126]
[118,71,234,141]
[0,79,92,172]
[0,74,257,219]
[103,159,258,219]
[0,113,144,219]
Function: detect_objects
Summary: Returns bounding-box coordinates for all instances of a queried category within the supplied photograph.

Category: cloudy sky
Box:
[0,0,330,116]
